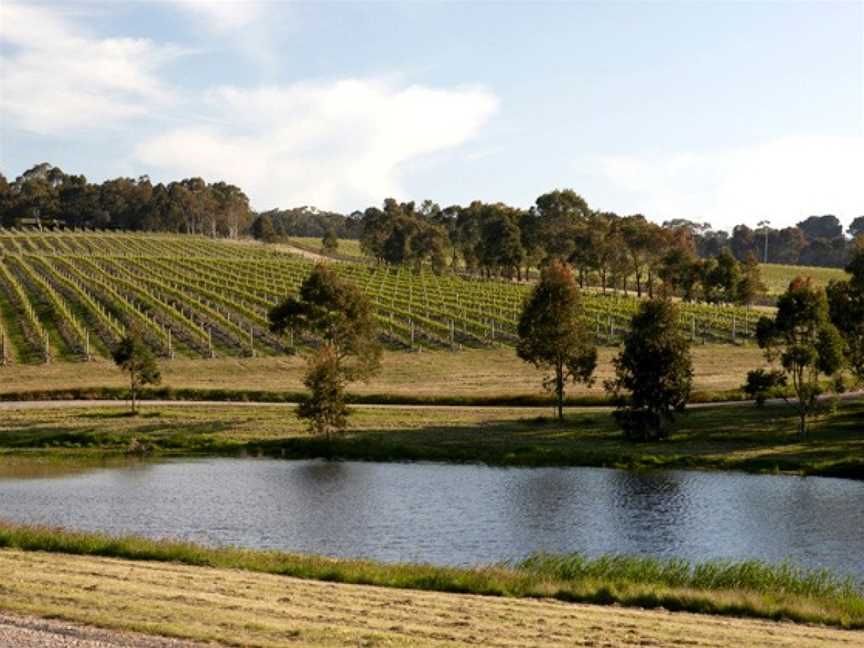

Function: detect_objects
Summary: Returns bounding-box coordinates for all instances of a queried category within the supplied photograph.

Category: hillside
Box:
[0,230,765,365]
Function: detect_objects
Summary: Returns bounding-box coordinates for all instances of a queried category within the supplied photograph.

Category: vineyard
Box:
[0,230,763,364]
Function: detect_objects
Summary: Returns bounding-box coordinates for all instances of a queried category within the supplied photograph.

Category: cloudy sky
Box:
[1,1,861,230]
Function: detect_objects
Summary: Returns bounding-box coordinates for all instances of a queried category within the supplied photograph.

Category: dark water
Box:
[1,458,862,579]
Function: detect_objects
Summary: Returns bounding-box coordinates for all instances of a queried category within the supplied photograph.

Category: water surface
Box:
[0,458,861,579]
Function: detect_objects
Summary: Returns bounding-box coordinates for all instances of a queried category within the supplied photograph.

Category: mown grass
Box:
[286,236,365,260]
[0,522,861,629]
[1,399,862,478]
[760,263,848,295]
[0,345,766,403]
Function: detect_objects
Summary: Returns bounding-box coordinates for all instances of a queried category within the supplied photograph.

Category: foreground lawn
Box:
[0,525,862,640]
[0,345,764,404]
[1,399,862,478]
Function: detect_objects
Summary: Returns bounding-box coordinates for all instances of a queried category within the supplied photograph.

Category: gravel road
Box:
[0,613,214,647]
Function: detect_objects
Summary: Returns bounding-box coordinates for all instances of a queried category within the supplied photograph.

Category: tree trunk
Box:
[556,363,564,421]
[130,371,137,414]
[799,411,807,439]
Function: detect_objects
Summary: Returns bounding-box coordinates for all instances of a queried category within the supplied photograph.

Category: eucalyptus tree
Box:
[756,278,845,438]
[517,260,597,420]
[269,264,381,440]
[606,300,693,441]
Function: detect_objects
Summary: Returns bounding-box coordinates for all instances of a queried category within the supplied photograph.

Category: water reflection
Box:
[0,457,861,579]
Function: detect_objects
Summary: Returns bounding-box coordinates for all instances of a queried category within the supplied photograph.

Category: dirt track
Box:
[0,390,861,412]
[0,613,207,647]
[1,550,861,647]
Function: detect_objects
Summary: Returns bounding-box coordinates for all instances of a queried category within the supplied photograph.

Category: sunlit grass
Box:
[0,522,861,629]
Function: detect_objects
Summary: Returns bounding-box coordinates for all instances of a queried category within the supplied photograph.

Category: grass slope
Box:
[0,525,862,636]
[0,345,765,404]
[1,399,862,477]
[760,263,848,295]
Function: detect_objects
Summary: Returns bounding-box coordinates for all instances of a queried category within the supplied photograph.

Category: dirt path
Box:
[0,612,208,647]
[0,391,861,412]
[1,550,860,647]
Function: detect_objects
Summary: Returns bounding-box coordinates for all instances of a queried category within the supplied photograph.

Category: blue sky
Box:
[1,1,862,230]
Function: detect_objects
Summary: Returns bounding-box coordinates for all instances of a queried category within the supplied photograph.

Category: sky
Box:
[0,0,862,231]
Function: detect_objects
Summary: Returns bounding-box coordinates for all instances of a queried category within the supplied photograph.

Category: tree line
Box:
[349,192,769,306]
[3,162,860,272]
[0,163,254,238]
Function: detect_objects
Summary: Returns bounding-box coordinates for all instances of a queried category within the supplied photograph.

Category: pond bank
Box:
[1,524,862,633]
[1,400,862,478]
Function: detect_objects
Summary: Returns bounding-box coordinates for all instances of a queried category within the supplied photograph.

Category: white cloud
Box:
[171,0,281,69]
[135,79,499,210]
[172,0,264,31]
[589,135,864,230]
[0,2,183,135]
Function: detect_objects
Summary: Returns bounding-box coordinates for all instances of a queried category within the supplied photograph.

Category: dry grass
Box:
[0,345,765,400]
[0,549,861,647]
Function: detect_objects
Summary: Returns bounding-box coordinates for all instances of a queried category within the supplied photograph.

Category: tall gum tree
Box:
[756,278,845,438]
[516,260,597,420]
[269,264,381,440]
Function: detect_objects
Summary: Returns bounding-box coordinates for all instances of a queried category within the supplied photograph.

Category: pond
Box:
[1,458,862,579]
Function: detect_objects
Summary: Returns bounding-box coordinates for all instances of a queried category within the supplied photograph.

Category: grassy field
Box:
[0,345,766,403]
[1,398,862,477]
[286,236,365,259]
[760,263,848,295]
[0,525,862,640]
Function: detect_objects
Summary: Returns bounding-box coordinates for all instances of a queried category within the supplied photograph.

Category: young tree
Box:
[606,300,693,441]
[269,264,381,440]
[735,253,766,306]
[756,278,845,438]
[827,244,864,385]
[516,260,597,420]
[112,331,161,414]
[251,213,277,243]
[322,225,339,254]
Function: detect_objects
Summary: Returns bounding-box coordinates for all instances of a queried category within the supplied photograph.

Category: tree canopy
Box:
[606,300,694,441]
[269,264,381,438]
[516,260,597,420]
[756,278,845,438]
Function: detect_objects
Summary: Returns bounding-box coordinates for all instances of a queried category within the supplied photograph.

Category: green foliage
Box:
[735,253,766,305]
[269,264,381,435]
[251,213,277,243]
[321,225,339,253]
[297,345,348,440]
[359,199,448,271]
[743,368,787,406]
[827,244,864,385]
[756,277,845,438]
[607,300,693,441]
[516,261,597,419]
[111,329,161,413]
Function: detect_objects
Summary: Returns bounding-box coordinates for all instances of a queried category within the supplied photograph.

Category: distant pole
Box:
[758,219,771,264]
